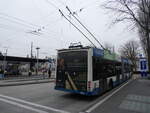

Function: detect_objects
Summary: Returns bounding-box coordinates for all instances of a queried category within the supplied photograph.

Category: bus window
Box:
[56,51,88,91]
[93,58,118,81]
[93,57,104,81]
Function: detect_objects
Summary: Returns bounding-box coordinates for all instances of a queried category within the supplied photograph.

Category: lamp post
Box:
[36,47,40,76]
[3,48,8,75]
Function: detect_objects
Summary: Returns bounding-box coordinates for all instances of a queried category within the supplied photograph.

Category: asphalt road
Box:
[0,77,149,113]
[0,82,98,113]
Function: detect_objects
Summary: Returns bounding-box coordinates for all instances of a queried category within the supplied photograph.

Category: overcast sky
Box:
[0,0,139,58]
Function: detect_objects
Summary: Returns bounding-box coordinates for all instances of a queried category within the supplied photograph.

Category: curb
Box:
[0,77,55,82]
[0,79,55,87]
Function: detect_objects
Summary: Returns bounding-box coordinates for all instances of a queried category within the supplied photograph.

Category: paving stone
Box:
[126,94,150,103]
[120,100,150,113]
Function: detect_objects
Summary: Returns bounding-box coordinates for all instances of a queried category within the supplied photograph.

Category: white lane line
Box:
[0,97,48,113]
[0,94,70,113]
[85,80,132,113]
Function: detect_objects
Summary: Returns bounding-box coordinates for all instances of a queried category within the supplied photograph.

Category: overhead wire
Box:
[0,23,27,33]
[28,0,64,38]
[0,3,63,56]
[0,15,61,43]
[53,0,105,49]
[0,15,36,29]
[0,12,60,38]
[0,15,43,36]
[0,4,62,36]
[53,0,104,49]
[66,6,105,49]
[0,0,99,49]
[0,12,49,36]
[44,18,61,27]
[58,9,97,48]
[78,0,99,9]
[31,0,59,26]
[51,0,104,49]
[0,31,27,49]
[45,0,60,10]
[54,0,66,6]
[0,13,41,28]
[45,0,97,48]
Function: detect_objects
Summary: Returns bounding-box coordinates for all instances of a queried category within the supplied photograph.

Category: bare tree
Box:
[138,1,150,57]
[103,0,150,71]
[138,26,147,56]
[119,40,140,71]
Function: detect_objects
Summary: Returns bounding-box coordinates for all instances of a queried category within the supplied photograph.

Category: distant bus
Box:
[55,46,132,96]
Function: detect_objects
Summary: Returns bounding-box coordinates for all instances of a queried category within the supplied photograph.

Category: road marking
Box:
[0,97,48,113]
[0,94,70,113]
[85,80,132,113]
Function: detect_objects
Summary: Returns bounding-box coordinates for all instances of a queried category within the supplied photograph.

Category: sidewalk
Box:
[0,74,55,87]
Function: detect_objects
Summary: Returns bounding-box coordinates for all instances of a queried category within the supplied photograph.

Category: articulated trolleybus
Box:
[55,45,132,96]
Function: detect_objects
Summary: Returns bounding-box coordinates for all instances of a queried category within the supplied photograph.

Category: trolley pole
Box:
[36,47,40,76]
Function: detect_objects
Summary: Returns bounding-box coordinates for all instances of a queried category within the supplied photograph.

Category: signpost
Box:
[139,55,148,77]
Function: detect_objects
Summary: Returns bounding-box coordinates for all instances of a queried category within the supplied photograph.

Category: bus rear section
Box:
[55,50,88,95]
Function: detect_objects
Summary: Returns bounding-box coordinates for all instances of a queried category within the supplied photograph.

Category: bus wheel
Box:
[125,75,127,80]
[109,79,113,90]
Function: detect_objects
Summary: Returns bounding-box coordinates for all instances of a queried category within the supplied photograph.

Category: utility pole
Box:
[36,47,40,76]
[30,42,33,72]
[3,48,8,75]
[31,42,33,58]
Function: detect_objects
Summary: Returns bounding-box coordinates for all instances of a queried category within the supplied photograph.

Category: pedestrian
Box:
[42,69,45,75]
[28,70,32,77]
[48,69,51,78]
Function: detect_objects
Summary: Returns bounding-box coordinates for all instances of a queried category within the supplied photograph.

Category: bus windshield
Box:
[56,51,88,91]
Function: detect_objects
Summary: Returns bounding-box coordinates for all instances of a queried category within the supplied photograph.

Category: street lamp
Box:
[3,48,8,75]
[36,47,40,76]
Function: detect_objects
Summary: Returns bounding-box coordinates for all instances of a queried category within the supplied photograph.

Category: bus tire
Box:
[109,79,113,90]
[125,75,127,80]
[103,78,107,92]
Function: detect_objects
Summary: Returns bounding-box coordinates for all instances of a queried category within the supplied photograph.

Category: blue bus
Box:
[55,46,132,96]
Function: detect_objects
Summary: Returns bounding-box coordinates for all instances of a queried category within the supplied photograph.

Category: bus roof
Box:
[57,46,92,52]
